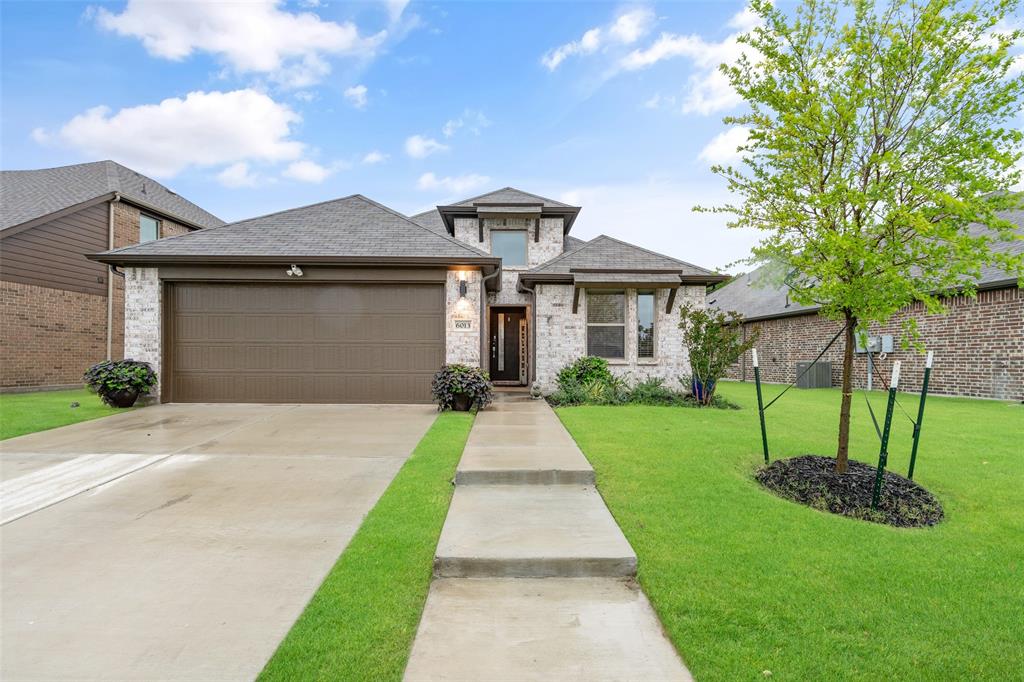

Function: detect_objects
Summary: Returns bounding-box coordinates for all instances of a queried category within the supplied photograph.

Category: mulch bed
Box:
[756,455,944,528]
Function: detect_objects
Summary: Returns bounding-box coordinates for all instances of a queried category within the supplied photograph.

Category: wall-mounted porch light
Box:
[459,280,468,298]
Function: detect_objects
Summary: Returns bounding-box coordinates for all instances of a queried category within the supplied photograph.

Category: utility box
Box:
[796,361,833,388]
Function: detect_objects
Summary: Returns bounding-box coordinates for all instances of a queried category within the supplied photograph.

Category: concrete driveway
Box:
[0,403,436,681]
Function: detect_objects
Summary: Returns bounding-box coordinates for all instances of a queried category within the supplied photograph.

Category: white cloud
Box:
[362,150,389,164]
[642,93,676,110]
[618,4,764,115]
[94,0,386,88]
[442,109,491,138]
[217,162,262,188]
[344,84,368,108]
[36,89,304,177]
[384,0,410,23]
[542,7,654,71]
[293,90,317,102]
[559,179,758,272]
[417,172,490,194]
[699,126,752,165]
[405,134,448,158]
[283,159,347,183]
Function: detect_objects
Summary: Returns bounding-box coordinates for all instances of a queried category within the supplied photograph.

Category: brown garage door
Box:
[166,282,445,403]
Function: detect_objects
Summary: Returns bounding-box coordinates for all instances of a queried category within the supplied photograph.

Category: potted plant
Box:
[431,364,493,411]
[83,359,157,408]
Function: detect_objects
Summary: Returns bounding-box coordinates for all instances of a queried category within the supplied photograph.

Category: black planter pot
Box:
[105,388,140,408]
[451,392,474,412]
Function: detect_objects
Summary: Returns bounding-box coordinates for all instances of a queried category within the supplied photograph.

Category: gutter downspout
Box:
[479,267,501,368]
[106,193,121,360]
[517,278,538,386]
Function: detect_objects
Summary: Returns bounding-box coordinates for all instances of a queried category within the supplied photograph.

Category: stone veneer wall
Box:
[123,267,163,401]
[724,286,1023,400]
[445,269,483,366]
[534,283,705,392]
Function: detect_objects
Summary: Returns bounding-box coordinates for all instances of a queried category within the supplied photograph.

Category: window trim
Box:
[139,213,161,243]
[636,290,656,360]
[586,289,626,360]
[490,229,529,267]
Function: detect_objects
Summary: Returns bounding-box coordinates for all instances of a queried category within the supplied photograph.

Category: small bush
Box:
[83,359,157,407]
[556,356,613,391]
[628,377,686,406]
[430,364,493,411]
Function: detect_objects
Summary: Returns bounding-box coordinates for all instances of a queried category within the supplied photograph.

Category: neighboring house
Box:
[92,188,725,404]
[711,213,1024,401]
[0,161,224,391]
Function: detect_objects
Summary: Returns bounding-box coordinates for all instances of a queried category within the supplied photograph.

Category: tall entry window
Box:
[491,230,528,266]
[637,291,655,358]
[139,214,160,243]
[586,291,625,359]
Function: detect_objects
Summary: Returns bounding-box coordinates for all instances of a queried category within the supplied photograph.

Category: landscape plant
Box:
[555,355,614,390]
[83,359,157,407]
[430,363,493,411]
[700,0,1024,471]
[678,303,758,406]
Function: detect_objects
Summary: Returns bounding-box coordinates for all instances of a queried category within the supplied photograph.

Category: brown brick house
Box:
[711,211,1023,401]
[0,161,223,391]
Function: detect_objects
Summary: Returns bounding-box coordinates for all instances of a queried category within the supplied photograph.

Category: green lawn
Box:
[557,381,1023,681]
[0,388,125,440]
[259,411,474,682]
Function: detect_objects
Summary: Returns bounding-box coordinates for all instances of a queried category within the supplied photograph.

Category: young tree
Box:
[701,0,1024,472]
[679,303,759,406]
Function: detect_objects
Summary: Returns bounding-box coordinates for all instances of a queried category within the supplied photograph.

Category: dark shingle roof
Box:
[95,194,494,261]
[523,234,721,280]
[408,208,447,234]
[452,187,573,208]
[564,235,589,252]
[0,160,224,231]
[710,212,1024,321]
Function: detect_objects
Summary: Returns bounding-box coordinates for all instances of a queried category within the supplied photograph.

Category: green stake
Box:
[908,351,933,480]
[753,349,769,464]
[872,361,901,510]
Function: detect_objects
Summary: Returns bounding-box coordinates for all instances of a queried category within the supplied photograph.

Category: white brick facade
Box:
[123,267,162,401]
[446,269,483,366]
[533,283,706,392]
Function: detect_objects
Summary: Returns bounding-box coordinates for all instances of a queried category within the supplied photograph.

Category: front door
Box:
[489,308,526,383]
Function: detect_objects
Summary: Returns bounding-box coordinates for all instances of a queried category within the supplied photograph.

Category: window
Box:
[586,291,625,359]
[491,230,527,266]
[139,214,160,243]
[637,291,655,358]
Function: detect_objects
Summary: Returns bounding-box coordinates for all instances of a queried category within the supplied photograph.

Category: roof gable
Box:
[96,194,495,262]
[525,234,721,280]
[0,160,224,232]
[452,187,572,208]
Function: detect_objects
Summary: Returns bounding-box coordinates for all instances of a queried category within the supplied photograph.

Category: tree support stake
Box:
[872,361,901,509]
[908,351,933,480]
[753,349,769,464]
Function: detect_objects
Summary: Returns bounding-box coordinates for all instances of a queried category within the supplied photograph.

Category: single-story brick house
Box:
[91,188,726,404]
[711,211,1023,401]
[0,161,224,391]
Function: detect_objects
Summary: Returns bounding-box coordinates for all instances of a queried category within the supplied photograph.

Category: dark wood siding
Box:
[167,282,445,403]
[0,202,109,295]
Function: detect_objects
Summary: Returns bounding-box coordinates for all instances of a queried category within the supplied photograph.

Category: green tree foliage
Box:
[679,303,759,406]
[700,0,1024,471]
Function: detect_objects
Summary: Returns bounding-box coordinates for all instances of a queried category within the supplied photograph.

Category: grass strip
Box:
[259,410,474,682]
[1,388,125,440]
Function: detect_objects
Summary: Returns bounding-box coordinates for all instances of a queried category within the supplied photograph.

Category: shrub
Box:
[628,377,686,406]
[679,303,758,406]
[83,359,157,407]
[556,356,613,391]
[430,364,493,411]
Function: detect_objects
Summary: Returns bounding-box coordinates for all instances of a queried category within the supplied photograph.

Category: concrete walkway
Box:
[405,393,691,681]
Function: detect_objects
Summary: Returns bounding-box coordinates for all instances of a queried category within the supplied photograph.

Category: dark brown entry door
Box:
[167,282,444,403]
[489,308,525,383]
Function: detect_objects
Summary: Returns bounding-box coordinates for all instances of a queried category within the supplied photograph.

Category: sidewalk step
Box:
[404,578,691,681]
[456,444,594,485]
[434,485,636,578]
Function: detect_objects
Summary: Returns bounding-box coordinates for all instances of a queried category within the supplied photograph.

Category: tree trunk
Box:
[835,313,856,473]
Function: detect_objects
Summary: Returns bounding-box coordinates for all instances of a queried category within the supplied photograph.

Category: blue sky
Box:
[2,1,784,271]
